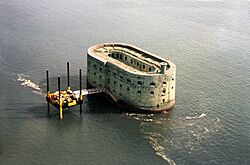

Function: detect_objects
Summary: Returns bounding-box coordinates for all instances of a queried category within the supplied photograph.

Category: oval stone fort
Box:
[87,43,176,112]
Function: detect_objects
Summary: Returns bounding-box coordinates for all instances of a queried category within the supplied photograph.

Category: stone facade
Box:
[87,43,176,112]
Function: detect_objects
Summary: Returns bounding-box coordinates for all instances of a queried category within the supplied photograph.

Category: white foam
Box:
[146,132,176,165]
[198,113,206,118]
[185,112,206,120]
[17,74,42,93]
[140,113,221,160]
[143,119,153,122]
[216,117,220,122]
[185,116,197,120]
[134,117,140,120]
[204,127,209,133]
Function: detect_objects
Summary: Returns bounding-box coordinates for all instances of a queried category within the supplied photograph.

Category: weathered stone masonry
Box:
[87,43,176,112]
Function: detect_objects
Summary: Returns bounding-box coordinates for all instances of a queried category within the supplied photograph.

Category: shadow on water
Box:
[24,96,122,120]
[86,95,123,114]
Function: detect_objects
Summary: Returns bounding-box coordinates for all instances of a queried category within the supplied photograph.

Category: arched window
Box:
[150,82,155,86]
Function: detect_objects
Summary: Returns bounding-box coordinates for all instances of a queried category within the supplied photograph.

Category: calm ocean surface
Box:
[0,0,250,164]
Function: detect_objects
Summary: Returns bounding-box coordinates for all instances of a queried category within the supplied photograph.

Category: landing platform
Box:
[46,88,105,109]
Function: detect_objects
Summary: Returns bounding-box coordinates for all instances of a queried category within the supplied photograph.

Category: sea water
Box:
[0,0,250,164]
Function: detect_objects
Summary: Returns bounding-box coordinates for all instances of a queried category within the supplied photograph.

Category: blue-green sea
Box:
[0,0,250,164]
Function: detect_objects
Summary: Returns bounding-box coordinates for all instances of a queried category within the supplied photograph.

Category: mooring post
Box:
[79,68,82,115]
[58,76,63,120]
[67,62,70,90]
[46,69,50,116]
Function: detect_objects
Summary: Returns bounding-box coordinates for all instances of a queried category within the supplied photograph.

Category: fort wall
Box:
[87,43,176,112]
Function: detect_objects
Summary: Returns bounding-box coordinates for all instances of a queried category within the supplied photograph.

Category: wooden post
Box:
[46,69,50,116]
[67,62,70,90]
[79,69,82,114]
[58,76,63,120]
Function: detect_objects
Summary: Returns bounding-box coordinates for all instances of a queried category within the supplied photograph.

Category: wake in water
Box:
[123,113,176,165]
[123,112,221,164]
[17,74,45,96]
[146,132,176,165]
